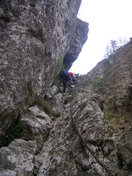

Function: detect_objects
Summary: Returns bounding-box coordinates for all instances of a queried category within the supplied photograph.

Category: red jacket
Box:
[68,72,73,76]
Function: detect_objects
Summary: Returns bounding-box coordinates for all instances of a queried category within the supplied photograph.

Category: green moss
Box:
[104,59,111,69]
[27,173,36,176]
[105,107,119,121]
[51,111,61,118]
[37,99,52,116]
[34,98,60,118]
[103,59,112,78]
[104,106,121,136]
[56,55,65,75]
[53,55,65,86]
[19,81,37,110]
[91,76,102,91]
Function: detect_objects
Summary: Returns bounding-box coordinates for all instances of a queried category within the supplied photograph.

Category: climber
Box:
[59,70,77,93]
[68,71,77,85]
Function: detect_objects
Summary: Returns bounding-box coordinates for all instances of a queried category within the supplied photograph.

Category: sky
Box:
[70,0,132,74]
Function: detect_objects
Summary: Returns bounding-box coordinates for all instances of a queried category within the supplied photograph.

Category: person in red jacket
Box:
[59,70,77,93]
[68,72,77,84]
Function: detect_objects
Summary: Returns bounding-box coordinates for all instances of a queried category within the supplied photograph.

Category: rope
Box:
[70,103,118,176]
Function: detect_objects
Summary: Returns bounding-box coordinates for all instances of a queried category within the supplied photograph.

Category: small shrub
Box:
[104,106,121,135]
[35,98,60,118]
[91,76,102,91]
[104,59,111,68]
[54,55,65,86]
[51,111,61,118]
[56,55,65,75]
[37,99,52,116]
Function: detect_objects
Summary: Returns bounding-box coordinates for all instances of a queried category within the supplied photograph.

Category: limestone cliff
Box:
[0,1,132,176]
[0,0,88,135]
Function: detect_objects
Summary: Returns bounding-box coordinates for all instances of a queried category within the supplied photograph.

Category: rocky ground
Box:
[0,70,131,175]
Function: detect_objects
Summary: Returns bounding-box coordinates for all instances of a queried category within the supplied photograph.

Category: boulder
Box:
[21,105,52,150]
[0,139,37,176]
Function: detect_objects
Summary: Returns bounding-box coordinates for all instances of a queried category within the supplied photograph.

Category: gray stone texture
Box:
[0,0,88,134]
[0,139,37,176]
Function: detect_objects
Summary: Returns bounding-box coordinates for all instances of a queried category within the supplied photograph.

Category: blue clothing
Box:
[59,70,76,93]
[64,70,68,75]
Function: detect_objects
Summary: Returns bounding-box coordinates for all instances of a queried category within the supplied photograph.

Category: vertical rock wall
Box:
[0,0,88,134]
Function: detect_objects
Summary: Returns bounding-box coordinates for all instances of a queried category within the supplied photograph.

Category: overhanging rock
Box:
[64,18,89,69]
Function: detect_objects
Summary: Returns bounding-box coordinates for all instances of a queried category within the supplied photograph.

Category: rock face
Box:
[0,1,132,176]
[0,0,88,134]
[82,40,132,109]
[0,139,37,176]
[64,19,88,69]
[78,40,132,175]
[34,91,107,176]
